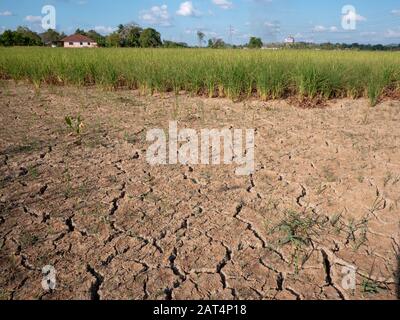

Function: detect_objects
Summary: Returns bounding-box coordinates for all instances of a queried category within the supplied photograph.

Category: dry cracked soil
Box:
[0,81,399,300]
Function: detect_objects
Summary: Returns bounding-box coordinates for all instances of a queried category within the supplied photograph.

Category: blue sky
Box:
[1,0,400,44]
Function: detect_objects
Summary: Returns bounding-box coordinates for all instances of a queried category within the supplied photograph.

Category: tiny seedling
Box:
[29,167,39,178]
[124,132,138,144]
[65,115,84,135]
[270,210,322,273]
[274,210,318,247]
[20,233,39,248]
[361,279,380,295]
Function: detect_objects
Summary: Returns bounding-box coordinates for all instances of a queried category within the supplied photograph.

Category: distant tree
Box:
[86,29,106,47]
[40,29,62,45]
[106,32,120,47]
[197,31,205,47]
[372,44,384,51]
[75,28,87,36]
[86,29,101,40]
[0,30,15,46]
[163,40,189,48]
[14,27,42,46]
[119,23,142,47]
[207,38,226,49]
[320,42,335,50]
[139,28,162,48]
[248,37,263,49]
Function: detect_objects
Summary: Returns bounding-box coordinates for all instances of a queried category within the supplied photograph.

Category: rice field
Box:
[0,47,399,105]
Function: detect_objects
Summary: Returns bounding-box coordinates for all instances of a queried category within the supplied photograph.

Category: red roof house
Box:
[61,34,97,48]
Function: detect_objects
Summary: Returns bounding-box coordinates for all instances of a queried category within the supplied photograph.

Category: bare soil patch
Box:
[0,82,399,300]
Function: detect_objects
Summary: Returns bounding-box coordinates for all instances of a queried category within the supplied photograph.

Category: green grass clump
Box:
[361,279,380,295]
[0,47,399,105]
[65,115,84,135]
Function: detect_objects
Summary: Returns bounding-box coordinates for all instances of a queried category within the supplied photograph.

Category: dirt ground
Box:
[0,81,399,300]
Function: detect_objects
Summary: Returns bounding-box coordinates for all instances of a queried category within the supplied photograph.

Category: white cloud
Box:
[313,25,326,32]
[140,4,172,27]
[385,28,400,38]
[24,15,42,23]
[292,33,314,43]
[177,1,201,17]
[184,28,218,37]
[239,33,254,39]
[391,9,400,16]
[264,21,277,27]
[94,26,117,35]
[212,0,233,10]
[0,11,12,16]
[264,21,280,32]
[313,25,339,33]
[343,11,366,22]
[360,31,377,36]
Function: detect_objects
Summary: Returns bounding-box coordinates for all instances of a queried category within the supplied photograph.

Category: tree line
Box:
[0,25,399,51]
[0,24,186,48]
[263,41,400,51]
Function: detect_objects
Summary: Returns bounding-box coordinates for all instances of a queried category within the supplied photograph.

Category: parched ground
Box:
[0,81,399,300]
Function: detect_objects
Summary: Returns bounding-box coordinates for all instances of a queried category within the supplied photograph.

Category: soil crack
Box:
[86,264,104,300]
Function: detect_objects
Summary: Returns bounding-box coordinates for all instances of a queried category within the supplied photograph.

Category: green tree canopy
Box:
[139,28,162,48]
[197,31,205,47]
[40,29,62,45]
[106,32,120,47]
[2,27,44,46]
[208,38,226,49]
[119,23,142,47]
[75,28,87,36]
[248,37,263,49]
[0,30,15,46]
[163,40,188,48]
[86,30,106,46]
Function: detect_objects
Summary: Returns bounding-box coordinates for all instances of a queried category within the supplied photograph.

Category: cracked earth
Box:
[0,82,399,300]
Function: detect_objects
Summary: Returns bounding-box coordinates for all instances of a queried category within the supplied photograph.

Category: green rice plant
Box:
[0,48,399,104]
[368,81,382,107]
[256,64,288,99]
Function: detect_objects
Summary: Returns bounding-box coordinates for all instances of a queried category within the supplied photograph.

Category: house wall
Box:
[64,42,97,48]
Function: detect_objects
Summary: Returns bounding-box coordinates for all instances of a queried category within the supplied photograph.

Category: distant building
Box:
[261,46,280,50]
[61,34,97,48]
[284,36,295,44]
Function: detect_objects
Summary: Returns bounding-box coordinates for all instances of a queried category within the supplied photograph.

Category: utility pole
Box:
[229,25,234,45]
